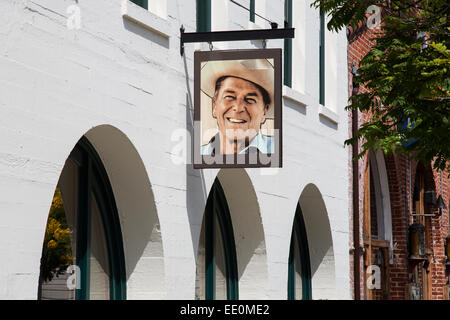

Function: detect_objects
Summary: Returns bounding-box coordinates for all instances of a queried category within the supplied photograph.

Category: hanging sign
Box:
[193,49,282,168]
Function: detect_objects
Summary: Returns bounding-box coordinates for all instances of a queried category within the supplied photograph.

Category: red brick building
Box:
[348,20,450,300]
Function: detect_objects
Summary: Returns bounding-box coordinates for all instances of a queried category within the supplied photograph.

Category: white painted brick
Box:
[0,0,350,300]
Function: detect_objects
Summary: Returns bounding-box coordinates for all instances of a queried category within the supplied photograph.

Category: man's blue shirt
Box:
[200,131,274,155]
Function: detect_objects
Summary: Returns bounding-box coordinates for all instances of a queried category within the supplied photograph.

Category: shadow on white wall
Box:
[299,183,336,300]
[85,125,165,299]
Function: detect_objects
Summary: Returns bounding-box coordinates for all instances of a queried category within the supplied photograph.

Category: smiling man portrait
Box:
[200,58,275,156]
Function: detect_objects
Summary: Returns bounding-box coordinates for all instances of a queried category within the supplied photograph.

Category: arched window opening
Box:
[409,162,436,300]
[38,186,75,300]
[288,203,312,300]
[369,165,379,238]
[363,150,393,300]
[368,150,387,240]
[38,137,126,300]
[196,178,238,300]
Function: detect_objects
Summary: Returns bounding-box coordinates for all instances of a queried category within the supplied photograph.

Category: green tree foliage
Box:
[40,188,73,283]
[313,0,450,171]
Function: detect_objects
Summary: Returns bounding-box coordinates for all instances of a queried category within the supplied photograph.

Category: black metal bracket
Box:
[180,25,294,56]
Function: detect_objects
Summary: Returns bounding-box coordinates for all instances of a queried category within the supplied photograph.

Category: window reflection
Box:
[215,215,227,300]
[89,193,110,300]
[38,158,79,300]
[293,230,303,300]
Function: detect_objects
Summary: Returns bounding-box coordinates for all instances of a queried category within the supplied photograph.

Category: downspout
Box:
[352,108,360,300]
[351,62,360,300]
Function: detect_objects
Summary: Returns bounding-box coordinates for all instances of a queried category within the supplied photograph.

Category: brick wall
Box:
[348,22,450,300]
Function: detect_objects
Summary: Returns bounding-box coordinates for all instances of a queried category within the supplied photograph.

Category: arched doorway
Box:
[195,178,239,300]
[84,125,165,300]
[287,203,312,300]
[217,169,268,299]
[363,149,394,300]
[195,168,268,299]
[38,137,126,300]
[299,183,336,299]
[408,162,437,300]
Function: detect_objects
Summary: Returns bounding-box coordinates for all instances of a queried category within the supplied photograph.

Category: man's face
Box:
[212,77,268,142]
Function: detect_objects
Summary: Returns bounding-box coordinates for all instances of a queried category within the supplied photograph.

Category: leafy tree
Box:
[312,0,450,171]
[39,188,73,283]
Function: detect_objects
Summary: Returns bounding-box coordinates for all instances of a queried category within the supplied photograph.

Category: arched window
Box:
[288,203,312,300]
[409,162,436,300]
[363,149,395,299]
[38,137,126,300]
[196,178,238,300]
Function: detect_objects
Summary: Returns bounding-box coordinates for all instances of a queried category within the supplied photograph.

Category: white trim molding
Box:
[318,104,339,125]
[121,0,170,39]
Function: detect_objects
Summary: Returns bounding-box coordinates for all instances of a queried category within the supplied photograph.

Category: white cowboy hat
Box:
[201,58,275,118]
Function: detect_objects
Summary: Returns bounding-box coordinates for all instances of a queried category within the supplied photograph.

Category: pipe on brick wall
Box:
[350,64,360,299]
[406,157,411,256]
[352,107,360,300]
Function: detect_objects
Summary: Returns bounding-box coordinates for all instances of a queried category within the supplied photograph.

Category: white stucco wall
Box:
[0,0,349,299]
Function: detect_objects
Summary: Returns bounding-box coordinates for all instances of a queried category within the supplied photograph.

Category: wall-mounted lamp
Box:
[445,236,450,262]
[351,62,360,96]
[351,62,358,76]
[409,223,426,259]
[436,194,447,216]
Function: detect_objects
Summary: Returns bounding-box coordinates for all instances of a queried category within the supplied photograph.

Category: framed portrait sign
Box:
[193,49,282,168]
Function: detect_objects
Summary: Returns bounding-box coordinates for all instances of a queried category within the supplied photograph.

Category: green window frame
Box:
[288,203,312,300]
[204,179,239,300]
[249,0,255,23]
[130,0,148,10]
[284,0,292,87]
[45,137,126,300]
[197,0,211,32]
[319,11,325,105]
[74,137,126,300]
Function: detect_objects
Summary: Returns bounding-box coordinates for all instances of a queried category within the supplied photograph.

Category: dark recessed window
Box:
[196,0,211,32]
[284,0,292,87]
[130,0,148,10]
[249,0,255,23]
[319,11,325,105]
